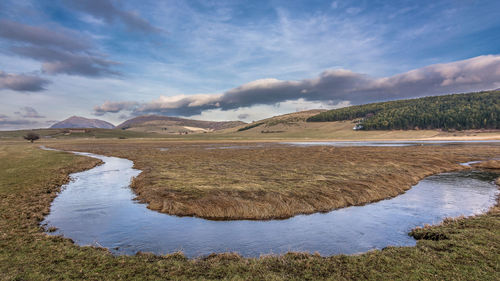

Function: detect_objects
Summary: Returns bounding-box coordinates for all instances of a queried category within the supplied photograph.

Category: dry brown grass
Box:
[46,140,500,220]
[472,159,500,170]
[2,141,500,280]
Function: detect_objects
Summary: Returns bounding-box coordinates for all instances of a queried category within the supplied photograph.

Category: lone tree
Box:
[24,132,40,143]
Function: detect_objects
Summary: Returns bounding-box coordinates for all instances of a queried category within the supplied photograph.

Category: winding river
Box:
[41,145,499,258]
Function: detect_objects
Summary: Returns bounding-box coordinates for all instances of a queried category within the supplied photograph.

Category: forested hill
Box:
[307,91,500,130]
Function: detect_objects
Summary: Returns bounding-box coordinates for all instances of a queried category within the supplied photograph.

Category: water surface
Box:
[283,140,500,147]
[42,150,499,258]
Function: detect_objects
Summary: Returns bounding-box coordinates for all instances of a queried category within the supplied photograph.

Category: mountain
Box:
[117,115,245,134]
[307,91,500,130]
[50,116,115,129]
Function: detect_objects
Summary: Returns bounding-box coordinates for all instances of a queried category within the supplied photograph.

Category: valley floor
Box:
[48,139,500,220]
[0,140,499,280]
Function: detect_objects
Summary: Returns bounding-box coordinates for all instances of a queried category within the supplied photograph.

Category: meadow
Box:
[1,140,500,280]
[2,119,500,142]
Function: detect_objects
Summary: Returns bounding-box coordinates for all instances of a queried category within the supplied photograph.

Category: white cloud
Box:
[93,55,500,118]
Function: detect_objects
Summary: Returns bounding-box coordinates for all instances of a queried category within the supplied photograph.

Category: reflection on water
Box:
[42,151,499,258]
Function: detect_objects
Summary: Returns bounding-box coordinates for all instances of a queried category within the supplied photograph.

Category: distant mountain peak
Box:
[117,114,245,132]
[50,116,115,129]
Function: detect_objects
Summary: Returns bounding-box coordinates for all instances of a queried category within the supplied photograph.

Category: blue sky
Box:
[1,0,500,129]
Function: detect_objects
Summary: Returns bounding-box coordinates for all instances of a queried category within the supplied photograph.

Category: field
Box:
[221,120,500,141]
[1,140,500,280]
[2,113,500,142]
[46,139,500,220]
[0,128,161,139]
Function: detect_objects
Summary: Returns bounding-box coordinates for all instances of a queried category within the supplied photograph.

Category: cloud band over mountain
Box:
[94,55,500,117]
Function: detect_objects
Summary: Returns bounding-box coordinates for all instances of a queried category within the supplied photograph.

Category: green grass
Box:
[1,141,500,280]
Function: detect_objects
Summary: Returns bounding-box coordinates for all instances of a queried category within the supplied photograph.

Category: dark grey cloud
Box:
[14,106,45,118]
[0,71,50,92]
[11,46,119,77]
[237,113,250,120]
[94,55,500,117]
[0,20,119,78]
[0,19,91,51]
[94,101,139,115]
[64,0,160,33]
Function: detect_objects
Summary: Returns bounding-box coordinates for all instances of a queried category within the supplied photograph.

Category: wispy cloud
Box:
[14,106,45,118]
[93,55,500,117]
[0,20,120,78]
[0,113,40,129]
[11,46,119,77]
[63,0,161,33]
[0,19,91,51]
[0,70,50,92]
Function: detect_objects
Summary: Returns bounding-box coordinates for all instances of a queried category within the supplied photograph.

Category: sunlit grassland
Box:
[1,119,499,142]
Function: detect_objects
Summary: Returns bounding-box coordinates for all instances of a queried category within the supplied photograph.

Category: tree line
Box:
[307,91,500,130]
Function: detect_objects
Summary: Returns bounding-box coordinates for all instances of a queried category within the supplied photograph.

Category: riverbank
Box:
[47,140,500,220]
[472,160,500,170]
[1,142,499,280]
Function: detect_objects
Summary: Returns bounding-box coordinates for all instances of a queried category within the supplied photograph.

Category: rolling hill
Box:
[307,91,500,130]
[117,115,245,134]
[235,109,327,132]
[212,92,500,140]
[50,116,115,129]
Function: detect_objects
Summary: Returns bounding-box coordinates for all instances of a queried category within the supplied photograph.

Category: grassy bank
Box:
[0,141,499,280]
[47,140,500,220]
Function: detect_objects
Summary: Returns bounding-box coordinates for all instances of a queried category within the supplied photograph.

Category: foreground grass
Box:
[49,140,500,220]
[1,141,500,280]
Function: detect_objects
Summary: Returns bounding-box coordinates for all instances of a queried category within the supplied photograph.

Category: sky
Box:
[1,0,500,130]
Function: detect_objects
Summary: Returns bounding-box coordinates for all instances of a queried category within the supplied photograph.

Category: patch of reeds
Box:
[47,141,500,220]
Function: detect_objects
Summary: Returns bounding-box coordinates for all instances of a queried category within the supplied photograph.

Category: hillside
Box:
[307,91,500,130]
[236,109,327,132]
[117,115,245,134]
[50,116,115,129]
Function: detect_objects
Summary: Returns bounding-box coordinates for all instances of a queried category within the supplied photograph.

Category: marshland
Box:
[1,139,500,280]
[46,140,500,220]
